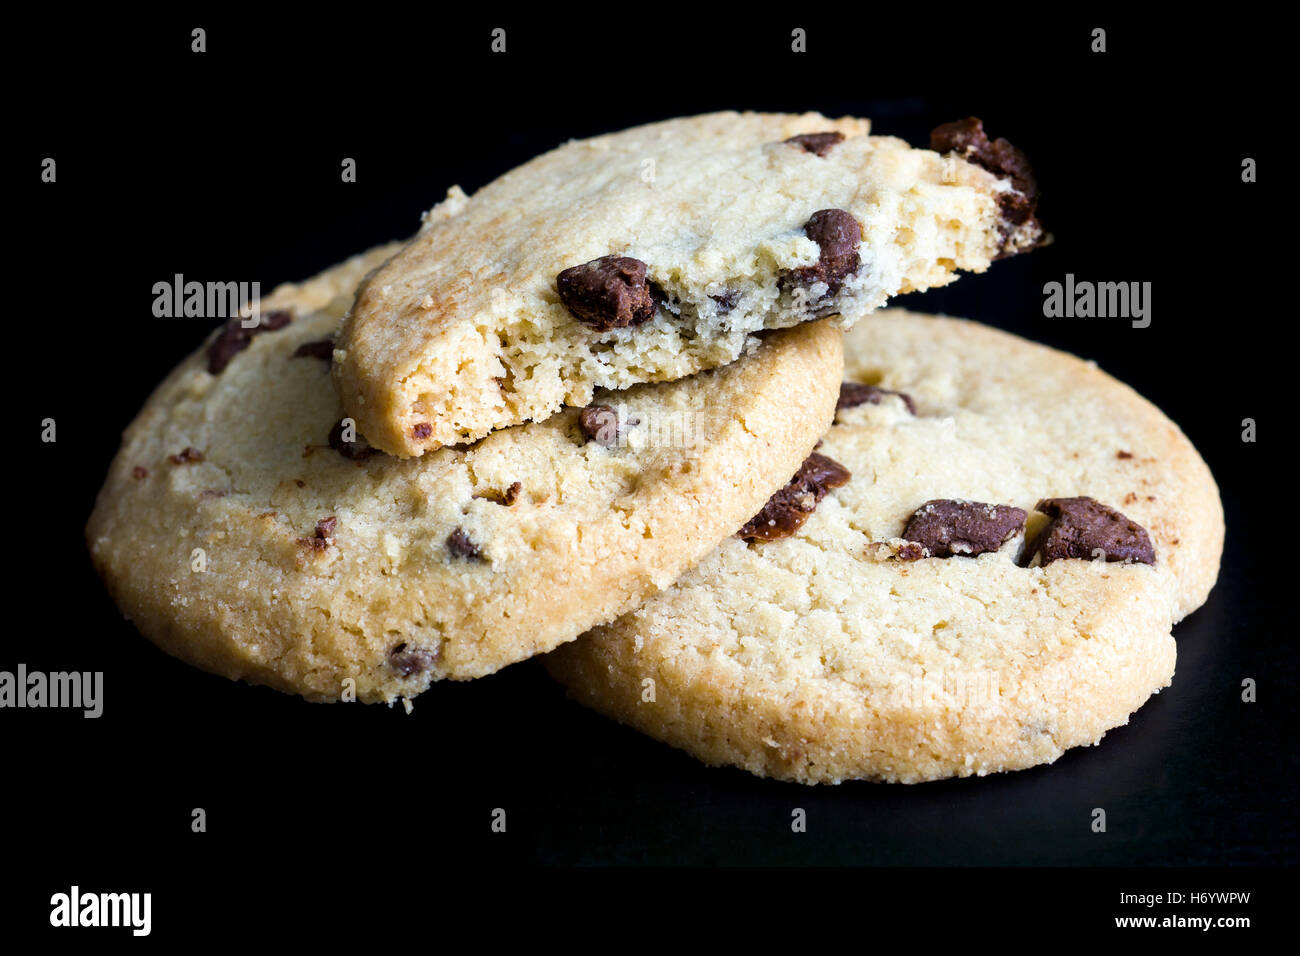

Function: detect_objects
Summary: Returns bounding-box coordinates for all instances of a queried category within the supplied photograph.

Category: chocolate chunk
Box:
[781,209,862,297]
[389,642,439,677]
[557,255,658,331]
[1030,496,1155,566]
[131,466,148,480]
[995,191,1038,243]
[930,118,1037,197]
[447,527,483,559]
[578,404,639,447]
[292,338,335,364]
[866,539,929,562]
[929,117,1041,257]
[168,447,204,465]
[710,289,741,314]
[297,516,337,553]
[896,541,927,561]
[837,382,917,415]
[737,452,851,541]
[205,309,293,374]
[475,481,522,506]
[902,499,1027,558]
[1116,450,1134,460]
[412,422,433,441]
[783,131,845,157]
[204,333,239,374]
[930,117,991,158]
[328,419,378,460]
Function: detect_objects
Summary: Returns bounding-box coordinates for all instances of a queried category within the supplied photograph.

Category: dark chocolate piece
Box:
[929,117,1042,257]
[578,404,638,447]
[206,310,293,374]
[447,527,483,560]
[292,338,335,364]
[475,482,522,507]
[837,382,917,415]
[783,131,845,157]
[1030,496,1155,566]
[557,256,658,331]
[389,642,439,677]
[168,447,204,465]
[737,452,851,541]
[902,499,1027,558]
[328,419,378,460]
[781,209,862,296]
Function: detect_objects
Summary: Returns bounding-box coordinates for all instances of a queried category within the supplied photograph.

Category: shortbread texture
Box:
[335,111,1040,457]
[86,249,844,703]
[546,311,1224,784]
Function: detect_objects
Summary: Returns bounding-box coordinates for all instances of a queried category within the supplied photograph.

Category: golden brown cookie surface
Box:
[546,311,1224,783]
[87,248,843,703]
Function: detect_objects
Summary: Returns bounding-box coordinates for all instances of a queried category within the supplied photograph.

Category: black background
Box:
[8,9,1292,939]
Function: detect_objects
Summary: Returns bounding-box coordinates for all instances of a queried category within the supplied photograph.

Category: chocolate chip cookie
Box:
[334,112,1044,457]
[545,310,1224,783]
[86,248,843,703]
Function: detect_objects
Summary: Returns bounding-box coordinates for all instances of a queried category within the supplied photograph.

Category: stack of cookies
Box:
[88,112,1223,784]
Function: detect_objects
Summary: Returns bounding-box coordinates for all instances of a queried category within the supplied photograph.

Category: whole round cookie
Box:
[335,111,1044,457]
[545,310,1224,783]
[86,249,844,703]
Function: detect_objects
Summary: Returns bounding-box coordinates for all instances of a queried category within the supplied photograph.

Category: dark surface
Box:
[7,8,1292,933]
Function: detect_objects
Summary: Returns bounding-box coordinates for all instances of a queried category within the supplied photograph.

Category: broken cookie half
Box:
[334,111,1045,458]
